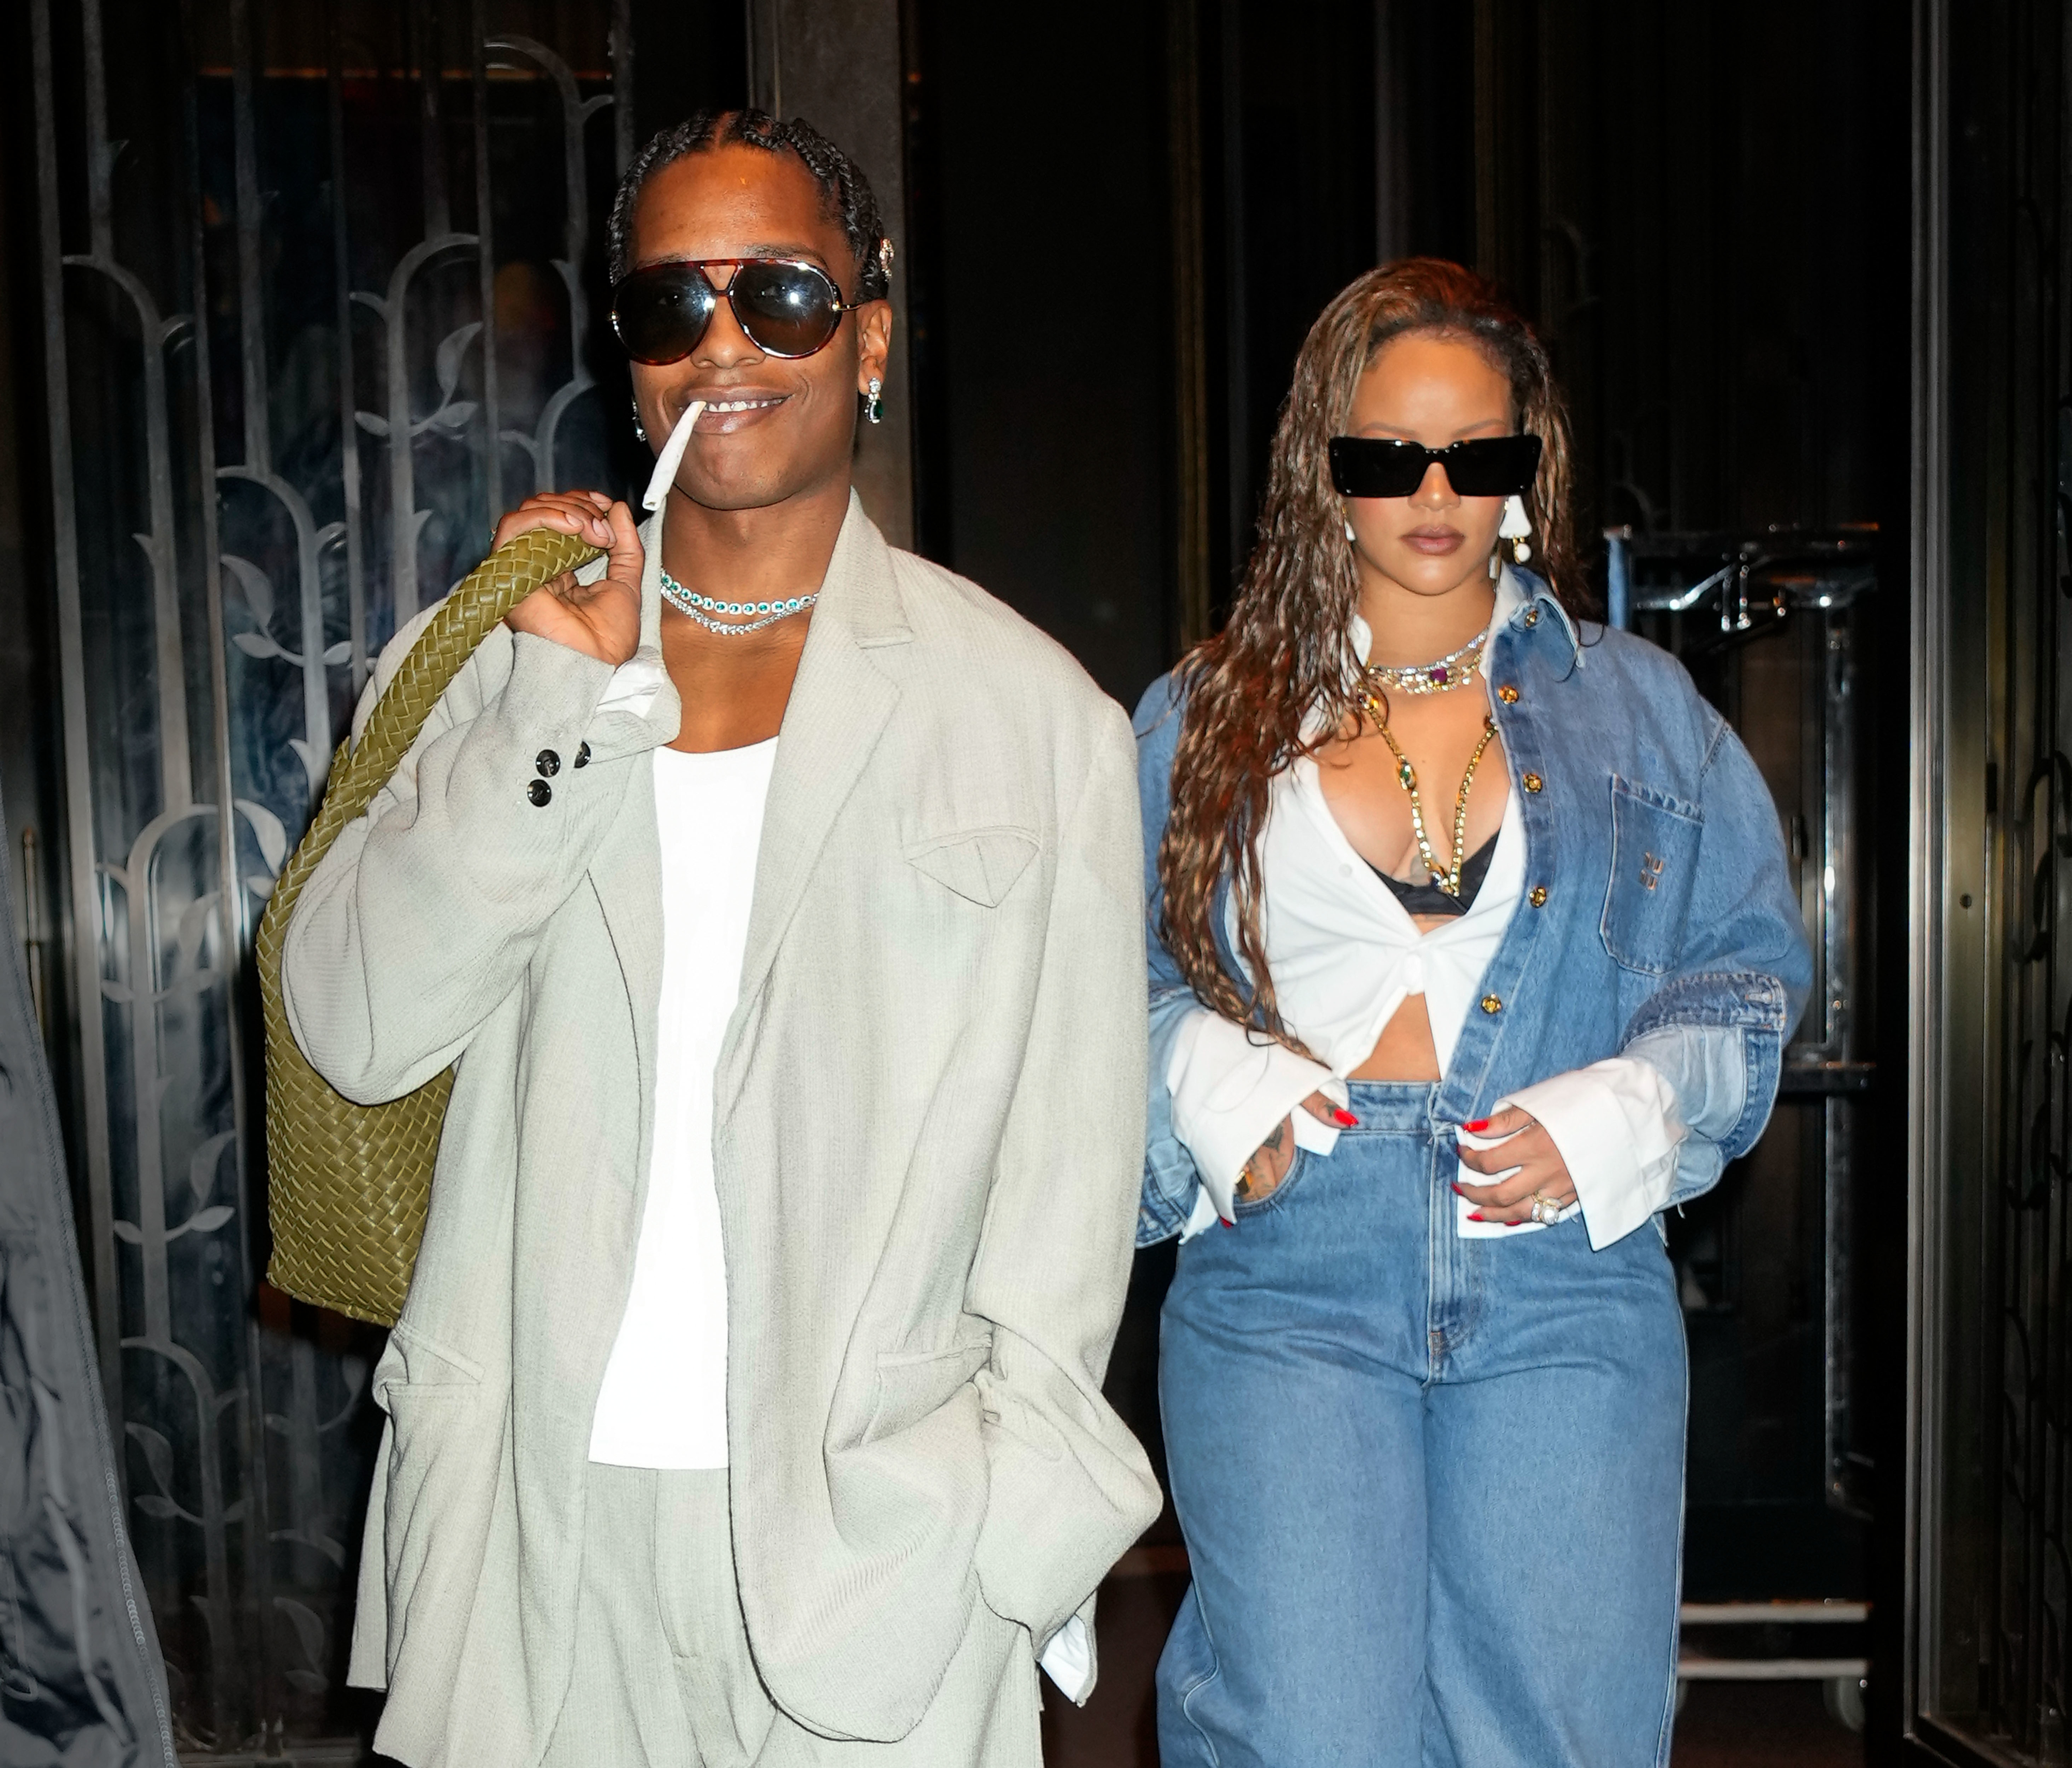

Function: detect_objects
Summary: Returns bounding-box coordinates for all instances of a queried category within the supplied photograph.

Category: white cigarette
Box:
[642,399,706,513]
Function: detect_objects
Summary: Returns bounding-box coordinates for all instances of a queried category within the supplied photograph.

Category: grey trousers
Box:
[538,1465,1042,1767]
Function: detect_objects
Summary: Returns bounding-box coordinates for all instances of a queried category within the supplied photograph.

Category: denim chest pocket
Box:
[1600,776,1703,975]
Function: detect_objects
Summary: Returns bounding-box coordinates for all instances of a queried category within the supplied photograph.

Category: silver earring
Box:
[1344,517,1357,543]
[1489,549,1501,580]
[1499,493,1532,563]
[630,395,649,446]
[866,376,885,426]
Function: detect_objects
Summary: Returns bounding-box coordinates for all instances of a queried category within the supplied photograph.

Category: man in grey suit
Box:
[281,110,1159,1767]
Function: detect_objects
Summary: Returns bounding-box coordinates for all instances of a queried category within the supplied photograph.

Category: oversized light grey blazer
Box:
[281,495,1160,1766]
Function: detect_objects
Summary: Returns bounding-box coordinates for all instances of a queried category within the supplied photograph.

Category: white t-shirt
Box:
[588,738,777,1469]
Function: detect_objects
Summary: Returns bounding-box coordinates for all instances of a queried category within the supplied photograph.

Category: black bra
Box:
[1372,832,1499,918]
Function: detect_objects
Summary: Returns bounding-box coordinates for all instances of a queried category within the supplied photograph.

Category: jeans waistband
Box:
[1339,1079,1446,1135]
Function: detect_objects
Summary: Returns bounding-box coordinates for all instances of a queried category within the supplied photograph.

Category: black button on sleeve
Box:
[573,741,591,769]
[527,779,553,807]
[535,748,562,777]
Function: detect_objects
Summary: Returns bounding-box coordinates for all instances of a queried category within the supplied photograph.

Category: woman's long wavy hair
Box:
[1159,258,1584,1043]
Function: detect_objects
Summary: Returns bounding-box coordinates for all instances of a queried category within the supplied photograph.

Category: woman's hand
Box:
[1453,1105,1577,1224]
[1234,1093,1356,1205]
[499,491,644,666]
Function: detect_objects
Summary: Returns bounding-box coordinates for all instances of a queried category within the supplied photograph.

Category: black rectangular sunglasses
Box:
[1328,433,1543,499]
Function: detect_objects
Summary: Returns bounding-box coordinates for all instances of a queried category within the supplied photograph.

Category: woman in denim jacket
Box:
[1135,260,1811,1768]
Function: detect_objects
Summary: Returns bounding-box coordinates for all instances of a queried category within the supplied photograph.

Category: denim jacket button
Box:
[1523,772,1544,793]
[1523,607,1540,627]
[1498,684,1520,704]
[1480,994,1502,1014]
[1529,885,1548,907]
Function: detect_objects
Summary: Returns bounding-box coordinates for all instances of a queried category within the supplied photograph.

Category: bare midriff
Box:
[1347,926,1450,1080]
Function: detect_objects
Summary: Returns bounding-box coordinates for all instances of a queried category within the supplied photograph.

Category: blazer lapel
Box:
[732,494,911,1021]
[588,515,678,1099]
[588,762,664,1096]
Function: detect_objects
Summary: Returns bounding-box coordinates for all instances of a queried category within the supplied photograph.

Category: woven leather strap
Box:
[255,527,606,1324]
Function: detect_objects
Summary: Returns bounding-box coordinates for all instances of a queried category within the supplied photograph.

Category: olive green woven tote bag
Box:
[255,527,603,1325]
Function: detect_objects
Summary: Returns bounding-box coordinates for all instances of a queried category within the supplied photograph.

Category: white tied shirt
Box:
[1166,570,1686,1248]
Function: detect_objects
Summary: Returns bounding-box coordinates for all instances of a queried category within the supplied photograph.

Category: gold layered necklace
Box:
[1358,671,1498,899]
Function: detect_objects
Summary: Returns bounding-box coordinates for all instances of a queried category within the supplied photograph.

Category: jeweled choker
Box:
[659,566,818,637]
[1361,627,1489,695]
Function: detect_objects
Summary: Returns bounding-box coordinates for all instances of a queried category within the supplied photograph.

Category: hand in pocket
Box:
[1235,1093,1349,1204]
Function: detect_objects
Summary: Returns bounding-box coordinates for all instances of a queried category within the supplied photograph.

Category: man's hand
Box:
[1454,1105,1578,1224]
[499,491,644,666]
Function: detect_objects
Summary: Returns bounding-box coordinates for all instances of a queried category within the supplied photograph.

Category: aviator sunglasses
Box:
[1328,433,1543,499]
[611,257,860,364]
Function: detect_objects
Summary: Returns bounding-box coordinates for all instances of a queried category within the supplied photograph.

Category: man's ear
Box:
[856,300,894,393]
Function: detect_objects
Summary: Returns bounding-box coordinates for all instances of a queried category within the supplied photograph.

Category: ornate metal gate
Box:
[26,0,630,1749]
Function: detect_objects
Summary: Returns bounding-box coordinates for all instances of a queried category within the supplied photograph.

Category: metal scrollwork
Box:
[28,0,626,1748]
[1976,21,2072,1752]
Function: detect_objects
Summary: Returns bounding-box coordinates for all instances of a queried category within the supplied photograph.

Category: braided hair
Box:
[608,109,892,301]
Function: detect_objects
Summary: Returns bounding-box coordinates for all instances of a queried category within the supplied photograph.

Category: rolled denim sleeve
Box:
[1618,711,1812,1209]
[1145,947,1207,1243]
[1136,673,1207,1243]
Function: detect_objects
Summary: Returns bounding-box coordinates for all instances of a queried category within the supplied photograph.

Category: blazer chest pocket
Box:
[904,826,1039,909]
[1601,776,1702,976]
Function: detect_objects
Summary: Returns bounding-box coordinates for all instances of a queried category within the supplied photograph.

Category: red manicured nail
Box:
[1450,1181,1467,1196]
[1465,1118,1492,1133]
[1333,1109,1359,1127]
[1467,1211,1487,1222]
[1507,1219,1528,1229]
[1220,1217,1234,1228]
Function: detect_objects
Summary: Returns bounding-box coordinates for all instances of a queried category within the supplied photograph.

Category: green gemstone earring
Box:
[866,375,885,426]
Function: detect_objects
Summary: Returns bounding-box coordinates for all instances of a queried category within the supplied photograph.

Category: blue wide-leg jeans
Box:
[1155,1081,1687,1768]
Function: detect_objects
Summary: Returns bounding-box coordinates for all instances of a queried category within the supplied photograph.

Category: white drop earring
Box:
[1500,494,1532,563]
[1344,517,1358,543]
[630,395,649,446]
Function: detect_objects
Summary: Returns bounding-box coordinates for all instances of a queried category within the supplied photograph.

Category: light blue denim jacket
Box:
[1133,571,1814,1247]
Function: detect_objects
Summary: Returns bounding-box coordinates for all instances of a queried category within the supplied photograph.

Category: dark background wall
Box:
[899,1,1910,693]
[902,0,1173,704]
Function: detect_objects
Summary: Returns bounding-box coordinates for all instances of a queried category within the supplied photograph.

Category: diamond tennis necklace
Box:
[1361,627,1490,695]
[659,566,818,637]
